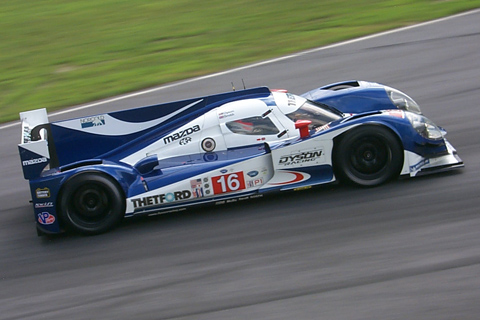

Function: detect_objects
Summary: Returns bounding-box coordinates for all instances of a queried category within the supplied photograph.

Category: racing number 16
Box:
[212,172,246,194]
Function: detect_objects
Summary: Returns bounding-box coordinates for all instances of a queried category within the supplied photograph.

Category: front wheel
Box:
[58,173,125,235]
[334,126,403,187]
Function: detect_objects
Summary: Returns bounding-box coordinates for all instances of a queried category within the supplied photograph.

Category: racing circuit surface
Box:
[1,10,480,320]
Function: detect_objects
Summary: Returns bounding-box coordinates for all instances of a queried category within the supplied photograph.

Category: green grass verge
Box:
[1,0,479,123]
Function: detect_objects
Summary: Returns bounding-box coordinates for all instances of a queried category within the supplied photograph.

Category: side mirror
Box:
[134,155,160,174]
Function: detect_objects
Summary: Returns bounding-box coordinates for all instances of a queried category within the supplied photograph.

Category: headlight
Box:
[406,112,443,140]
[387,88,422,114]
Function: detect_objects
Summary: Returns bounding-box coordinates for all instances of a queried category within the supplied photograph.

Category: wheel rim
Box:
[349,137,389,175]
[70,184,111,223]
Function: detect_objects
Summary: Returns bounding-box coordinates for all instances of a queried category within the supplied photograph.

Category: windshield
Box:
[286,100,342,130]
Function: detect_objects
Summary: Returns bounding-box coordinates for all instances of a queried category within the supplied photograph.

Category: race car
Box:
[18,80,463,235]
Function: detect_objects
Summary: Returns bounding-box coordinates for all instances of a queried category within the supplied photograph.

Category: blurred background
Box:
[1,0,479,123]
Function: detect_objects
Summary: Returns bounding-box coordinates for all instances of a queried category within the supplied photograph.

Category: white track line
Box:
[2,8,479,131]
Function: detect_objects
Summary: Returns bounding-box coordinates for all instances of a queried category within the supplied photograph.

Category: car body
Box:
[18,80,463,235]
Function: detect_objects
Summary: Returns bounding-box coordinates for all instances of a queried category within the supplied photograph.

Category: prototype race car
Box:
[18,80,463,235]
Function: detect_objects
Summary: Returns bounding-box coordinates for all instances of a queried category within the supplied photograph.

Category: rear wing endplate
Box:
[18,109,51,180]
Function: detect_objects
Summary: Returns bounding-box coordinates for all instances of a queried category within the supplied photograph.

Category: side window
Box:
[225,116,279,136]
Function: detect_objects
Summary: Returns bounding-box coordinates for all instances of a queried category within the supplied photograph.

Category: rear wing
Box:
[18,108,51,180]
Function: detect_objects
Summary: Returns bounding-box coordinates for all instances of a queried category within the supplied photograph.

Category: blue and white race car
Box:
[18,80,463,235]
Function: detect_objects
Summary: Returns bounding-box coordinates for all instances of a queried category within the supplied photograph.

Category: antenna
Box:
[231,82,235,91]
[242,79,246,90]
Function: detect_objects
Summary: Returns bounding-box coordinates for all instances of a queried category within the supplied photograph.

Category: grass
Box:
[1,0,479,123]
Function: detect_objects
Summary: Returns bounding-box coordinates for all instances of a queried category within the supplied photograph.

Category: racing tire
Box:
[334,126,403,187]
[58,173,125,235]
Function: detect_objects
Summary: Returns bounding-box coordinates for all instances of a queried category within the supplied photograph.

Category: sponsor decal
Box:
[179,137,192,145]
[410,158,430,172]
[148,207,187,217]
[247,178,264,188]
[164,125,200,144]
[286,93,296,106]
[190,179,204,198]
[278,149,323,166]
[131,190,192,209]
[218,110,235,119]
[256,137,266,142]
[247,170,259,177]
[315,124,330,133]
[211,172,246,194]
[23,125,32,143]
[81,115,105,128]
[38,212,55,225]
[384,110,405,119]
[22,157,48,167]
[34,202,54,209]
[215,194,264,206]
[35,188,50,199]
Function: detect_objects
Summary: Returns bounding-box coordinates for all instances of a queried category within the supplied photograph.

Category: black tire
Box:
[58,173,125,235]
[333,126,403,187]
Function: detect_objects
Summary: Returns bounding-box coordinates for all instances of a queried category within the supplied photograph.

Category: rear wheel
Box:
[334,126,403,187]
[59,173,125,235]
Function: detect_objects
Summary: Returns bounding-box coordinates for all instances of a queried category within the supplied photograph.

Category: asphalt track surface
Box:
[1,10,479,320]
